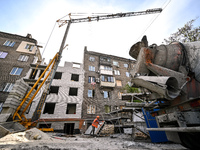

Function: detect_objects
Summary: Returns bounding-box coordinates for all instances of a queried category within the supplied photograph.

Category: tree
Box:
[164,18,200,44]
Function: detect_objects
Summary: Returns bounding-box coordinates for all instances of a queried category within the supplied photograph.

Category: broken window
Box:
[54,72,62,79]
[69,88,78,96]
[39,123,51,128]
[49,86,59,94]
[43,103,55,114]
[29,69,38,79]
[71,74,79,81]
[87,105,96,114]
[66,104,76,114]
[88,89,95,97]
[105,105,111,113]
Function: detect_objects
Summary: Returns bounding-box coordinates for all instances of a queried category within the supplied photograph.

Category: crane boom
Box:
[57,8,162,27]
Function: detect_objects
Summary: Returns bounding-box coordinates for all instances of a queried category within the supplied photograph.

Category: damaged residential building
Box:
[0,31,42,112]
[82,47,136,131]
[24,61,84,134]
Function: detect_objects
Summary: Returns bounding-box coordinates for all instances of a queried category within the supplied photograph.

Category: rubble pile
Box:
[0,128,53,145]
[100,124,114,136]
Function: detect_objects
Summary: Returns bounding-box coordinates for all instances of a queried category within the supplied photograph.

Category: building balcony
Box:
[100,69,113,75]
[100,78,116,88]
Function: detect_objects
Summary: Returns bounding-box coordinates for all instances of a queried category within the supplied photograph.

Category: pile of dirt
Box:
[0,128,54,145]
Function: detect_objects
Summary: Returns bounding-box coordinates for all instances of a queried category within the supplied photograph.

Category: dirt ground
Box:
[0,128,188,150]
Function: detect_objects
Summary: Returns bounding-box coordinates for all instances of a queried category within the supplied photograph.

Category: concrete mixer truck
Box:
[129,36,200,149]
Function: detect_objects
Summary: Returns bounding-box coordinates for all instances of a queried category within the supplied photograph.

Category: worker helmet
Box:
[96,116,100,119]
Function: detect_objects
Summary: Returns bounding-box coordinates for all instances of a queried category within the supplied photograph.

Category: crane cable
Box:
[135,0,171,43]
[42,22,57,56]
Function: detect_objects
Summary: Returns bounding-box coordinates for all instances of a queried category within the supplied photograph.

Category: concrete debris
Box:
[0,131,187,150]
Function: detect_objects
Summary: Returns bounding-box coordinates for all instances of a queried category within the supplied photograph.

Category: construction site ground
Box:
[0,128,188,150]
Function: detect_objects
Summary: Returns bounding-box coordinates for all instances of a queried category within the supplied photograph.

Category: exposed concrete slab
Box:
[0,113,12,122]
[0,121,26,138]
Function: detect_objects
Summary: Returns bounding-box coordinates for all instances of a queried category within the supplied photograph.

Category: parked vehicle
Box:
[129,36,200,149]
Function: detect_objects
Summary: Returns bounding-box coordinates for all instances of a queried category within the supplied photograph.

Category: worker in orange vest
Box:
[90,116,102,136]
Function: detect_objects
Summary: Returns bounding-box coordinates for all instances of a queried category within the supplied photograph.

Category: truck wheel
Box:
[178,132,200,149]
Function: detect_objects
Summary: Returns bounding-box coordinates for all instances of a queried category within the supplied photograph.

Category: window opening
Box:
[88,76,95,83]
[3,40,15,47]
[66,104,76,114]
[3,83,14,92]
[49,86,59,94]
[10,67,23,75]
[73,63,80,68]
[69,88,78,96]
[89,56,95,61]
[71,74,79,81]
[43,103,56,114]
[126,72,130,77]
[113,61,119,67]
[116,80,122,86]
[29,69,38,79]
[88,89,95,97]
[39,124,51,128]
[25,44,34,51]
[89,66,95,71]
[87,105,96,114]
[105,105,111,113]
[54,72,62,79]
[0,51,8,58]
[18,55,29,61]
[114,70,120,75]
[39,70,44,78]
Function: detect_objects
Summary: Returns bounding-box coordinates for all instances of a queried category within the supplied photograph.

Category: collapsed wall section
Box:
[1,79,35,116]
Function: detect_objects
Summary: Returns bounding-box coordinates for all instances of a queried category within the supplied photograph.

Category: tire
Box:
[178,132,200,149]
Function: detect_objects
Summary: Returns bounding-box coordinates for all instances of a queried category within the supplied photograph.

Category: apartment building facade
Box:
[24,61,84,134]
[82,47,136,130]
[0,31,41,112]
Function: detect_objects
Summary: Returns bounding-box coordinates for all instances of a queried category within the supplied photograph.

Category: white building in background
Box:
[24,60,84,134]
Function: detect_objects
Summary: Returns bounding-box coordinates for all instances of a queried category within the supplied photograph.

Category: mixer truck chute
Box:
[129,36,200,149]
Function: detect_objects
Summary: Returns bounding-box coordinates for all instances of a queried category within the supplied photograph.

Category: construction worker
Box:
[90,116,102,137]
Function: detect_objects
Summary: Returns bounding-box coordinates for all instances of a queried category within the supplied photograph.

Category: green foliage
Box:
[123,84,140,93]
[164,18,200,44]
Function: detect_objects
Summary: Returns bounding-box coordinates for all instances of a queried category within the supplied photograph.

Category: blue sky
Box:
[1,0,200,65]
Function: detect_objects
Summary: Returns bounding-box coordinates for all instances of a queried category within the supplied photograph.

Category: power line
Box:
[134,0,171,43]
